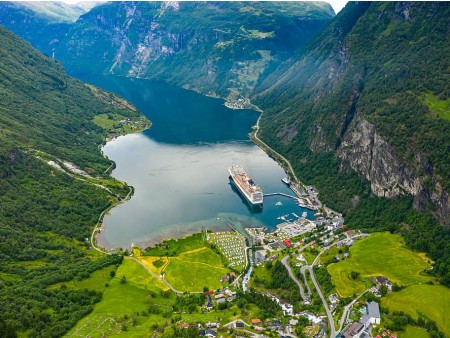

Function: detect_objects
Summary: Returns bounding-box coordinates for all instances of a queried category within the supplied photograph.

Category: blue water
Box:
[78,76,314,249]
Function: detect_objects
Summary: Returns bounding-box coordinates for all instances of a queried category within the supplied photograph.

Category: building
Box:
[251,319,261,325]
[283,239,292,247]
[367,301,381,325]
[235,321,245,328]
[342,321,364,338]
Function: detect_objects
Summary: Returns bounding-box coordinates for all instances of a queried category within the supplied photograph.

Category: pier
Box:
[263,192,299,200]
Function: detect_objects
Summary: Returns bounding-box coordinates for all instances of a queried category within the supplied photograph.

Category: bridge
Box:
[263,192,299,200]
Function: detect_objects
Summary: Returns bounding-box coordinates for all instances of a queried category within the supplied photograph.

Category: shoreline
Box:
[92,86,330,254]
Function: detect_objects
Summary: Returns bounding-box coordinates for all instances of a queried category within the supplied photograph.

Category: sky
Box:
[58,0,349,14]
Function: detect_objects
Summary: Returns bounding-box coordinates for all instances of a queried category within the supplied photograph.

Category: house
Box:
[283,239,292,247]
[289,319,299,326]
[342,321,364,338]
[235,321,245,328]
[205,329,217,337]
[251,319,261,325]
[345,230,355,239]
[374,276,392,290]
[215,293,224,300]
[199,329,206,336]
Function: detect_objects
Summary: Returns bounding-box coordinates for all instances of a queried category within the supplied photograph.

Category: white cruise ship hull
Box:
[228,166,263,205]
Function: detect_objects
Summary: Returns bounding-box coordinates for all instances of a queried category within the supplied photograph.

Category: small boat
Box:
[281,177,291,185]
[302,211,308,218]
[275,201,282,206]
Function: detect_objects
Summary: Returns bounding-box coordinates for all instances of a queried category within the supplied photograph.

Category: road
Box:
[281,256,309,302]
[253,115,302,187]
[337,289,369,333]
[301,265,336,338]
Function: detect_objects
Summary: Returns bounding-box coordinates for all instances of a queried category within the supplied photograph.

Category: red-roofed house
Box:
[345,230,354,239]
[251,319,261,324]
[283,239,292,247]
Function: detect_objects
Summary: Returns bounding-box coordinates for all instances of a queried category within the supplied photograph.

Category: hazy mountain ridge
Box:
[0,1,335,103]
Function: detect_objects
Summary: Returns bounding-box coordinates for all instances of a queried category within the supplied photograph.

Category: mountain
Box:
[15,1,99,22]
[0,25,148,337]
[0,1,335,106]
[254,2,450,283]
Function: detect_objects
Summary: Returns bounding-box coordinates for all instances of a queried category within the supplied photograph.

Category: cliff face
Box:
[256,2,450,225]
[338,117,449,225]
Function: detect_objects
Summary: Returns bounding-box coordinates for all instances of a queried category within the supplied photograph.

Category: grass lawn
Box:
[164,247,228,292]
[327,232,434,297]
[65,259,174,337]
[382,284,450,336]
[399,326,430,338]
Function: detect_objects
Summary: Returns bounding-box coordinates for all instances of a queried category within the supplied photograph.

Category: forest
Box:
[0,26,144,337]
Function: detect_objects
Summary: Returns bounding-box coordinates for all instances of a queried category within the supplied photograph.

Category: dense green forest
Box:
[255,2,450,286]
[0,26,148,337]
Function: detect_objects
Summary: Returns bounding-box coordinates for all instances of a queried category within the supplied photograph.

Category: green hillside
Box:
[0,26,148,337]
[254,2,450,285]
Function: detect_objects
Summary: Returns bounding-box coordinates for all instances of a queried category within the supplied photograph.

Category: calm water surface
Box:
[79,76,313,249]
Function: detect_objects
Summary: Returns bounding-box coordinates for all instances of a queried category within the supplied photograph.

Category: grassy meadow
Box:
[399,326,430,338]
[138,234,230,292]
[382,284,450,337]
[65,258,173,337]
[327,232,434,297]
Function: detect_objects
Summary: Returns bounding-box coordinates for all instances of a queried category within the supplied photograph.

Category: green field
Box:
[327,232,434,297]
[422,92,450,120]
[383,284,450,336]
[66,258,174,337]
[399,325,431,338]
[50,265,114,291]
[164,248,228,292]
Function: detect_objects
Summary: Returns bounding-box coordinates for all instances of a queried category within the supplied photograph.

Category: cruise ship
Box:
[228,165,263,205]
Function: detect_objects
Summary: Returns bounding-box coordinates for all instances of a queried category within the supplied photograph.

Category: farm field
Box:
[137,233,230,292]
[382,284,450,337]
[164,247,228,292]
[399,325,430,338]
[327,232,434,297]
[65,258,173,337]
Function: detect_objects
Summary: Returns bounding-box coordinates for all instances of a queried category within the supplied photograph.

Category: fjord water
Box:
[80,76,313,249]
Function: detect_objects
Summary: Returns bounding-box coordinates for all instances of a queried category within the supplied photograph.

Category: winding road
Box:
[281,256,310,302]
[301,265,336,338]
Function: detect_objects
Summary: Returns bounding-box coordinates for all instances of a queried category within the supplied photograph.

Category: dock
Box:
[263,192,299,199]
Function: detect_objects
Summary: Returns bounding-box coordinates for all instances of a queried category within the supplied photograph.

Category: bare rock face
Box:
[338,117,449,225]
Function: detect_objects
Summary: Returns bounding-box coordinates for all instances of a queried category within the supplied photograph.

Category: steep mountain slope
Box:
[0,1,334,105]
[255,2,450,283]
[0,26,148,337]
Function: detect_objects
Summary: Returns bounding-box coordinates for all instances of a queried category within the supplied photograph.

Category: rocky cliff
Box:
[256,2,450,226]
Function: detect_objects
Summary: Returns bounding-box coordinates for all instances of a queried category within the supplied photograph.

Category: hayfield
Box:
[383,284,450,337]
[327,232,434,297]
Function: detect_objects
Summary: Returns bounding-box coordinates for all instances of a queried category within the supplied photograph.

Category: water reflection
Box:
[76,75,314,249]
